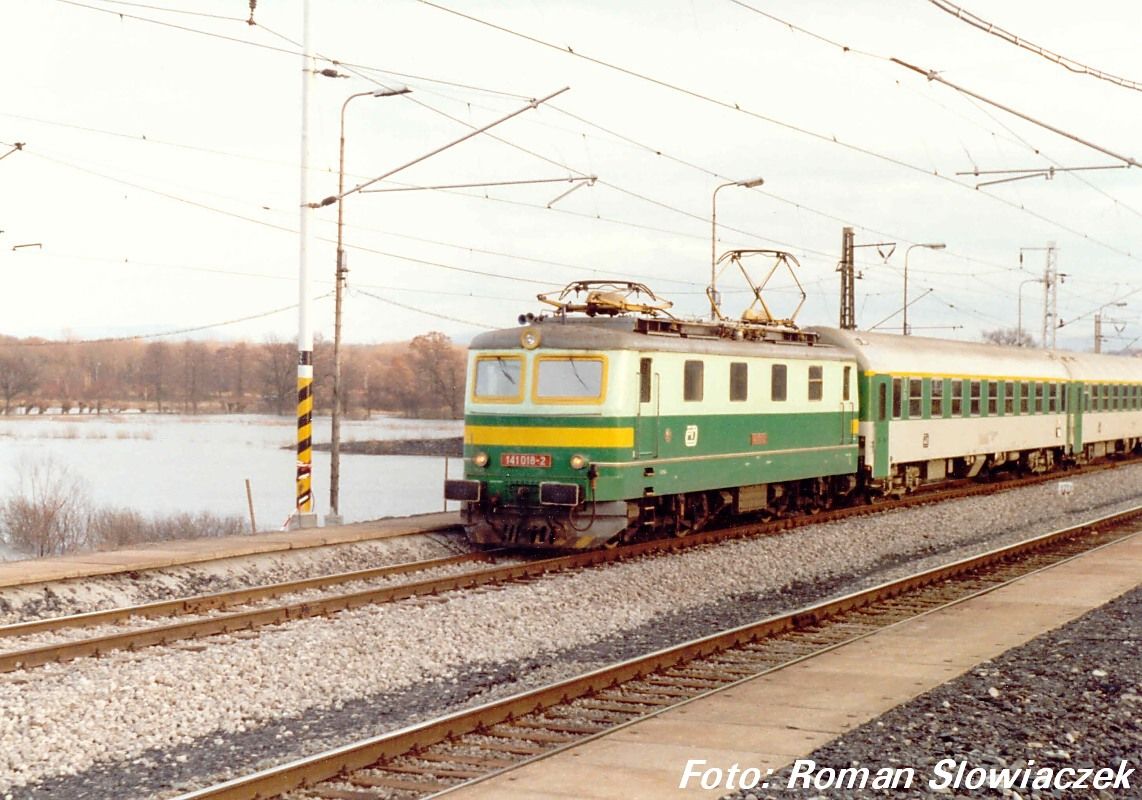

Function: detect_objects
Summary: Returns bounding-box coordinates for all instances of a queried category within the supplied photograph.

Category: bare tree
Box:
[259,337,296,416]
[141,341,171,412]
[1,458,91,557]
[0,352,39,415]
[408,332,466,418]
[982,327,1036,348]
[179,341,209,413]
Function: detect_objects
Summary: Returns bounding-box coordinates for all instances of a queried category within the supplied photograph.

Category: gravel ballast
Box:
[721,585,1141,800]
[0,531,467,626]
[3,463,1141,798]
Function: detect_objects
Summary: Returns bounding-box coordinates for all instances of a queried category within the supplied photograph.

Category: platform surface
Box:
[0,511,460,588]
[445,532,1142,799]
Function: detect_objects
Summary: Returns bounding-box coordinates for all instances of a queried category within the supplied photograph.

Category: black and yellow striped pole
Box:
[296,351,314,516]
[294,0,318,528]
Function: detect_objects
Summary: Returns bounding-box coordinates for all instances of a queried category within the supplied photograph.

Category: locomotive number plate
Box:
[500,453,552,468]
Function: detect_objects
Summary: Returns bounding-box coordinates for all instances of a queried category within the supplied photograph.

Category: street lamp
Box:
[710,176,764,319]
[1016,278,1043,346]
[1094,301,1127,353]
[330,86,410,525]
[903,242,945,335]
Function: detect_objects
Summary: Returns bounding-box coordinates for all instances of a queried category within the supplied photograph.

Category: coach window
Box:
[1048,383,1059,413]
[970,380,981,416]
[1004,381,1014,415]
[892,378,903,419]
[1035,382,1045,413]
[1102,384,1110,411]
[639,358,652,403]
[771,364,787,402]
[1091,384,1100,412]
[683,360,704,402]
[931,378,943,417]
[843,366,852,402]
[808,366,824,401]
[730,362,748,402]
[951,379,963,416]
[1020,382,1030,414]
[1083,386,1091,412]
[987,381,998,416]
[908,378,922,417]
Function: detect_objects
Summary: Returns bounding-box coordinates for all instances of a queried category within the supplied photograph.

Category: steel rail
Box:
[0,552,491,639]
[171,503,1142,800]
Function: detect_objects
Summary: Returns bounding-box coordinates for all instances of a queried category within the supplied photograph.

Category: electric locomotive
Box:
[445,277,862,548]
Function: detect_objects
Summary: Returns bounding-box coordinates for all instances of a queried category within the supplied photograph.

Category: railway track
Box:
[0,458,1133,673]
[172,503,1142,800]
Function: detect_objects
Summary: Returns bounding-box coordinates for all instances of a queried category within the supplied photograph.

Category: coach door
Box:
[840,365,856,444]
[1068,381,1083,455]
[636,357,659,458]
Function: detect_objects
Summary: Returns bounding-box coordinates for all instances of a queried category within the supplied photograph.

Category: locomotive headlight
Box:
[569,454,588,470]
[520,328,541,350]
[472,451,490,468]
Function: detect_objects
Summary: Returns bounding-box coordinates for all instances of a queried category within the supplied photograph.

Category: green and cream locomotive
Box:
[445,279,862,548]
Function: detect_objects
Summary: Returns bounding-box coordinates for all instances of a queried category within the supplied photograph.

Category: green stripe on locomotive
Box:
[463,409,858,503]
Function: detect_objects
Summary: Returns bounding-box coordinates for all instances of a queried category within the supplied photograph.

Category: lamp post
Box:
[1016,277,1043,346]
[329,86,410,525]
[1094,301,1127,353]
[903,242,945,335]
[710,176,765,319]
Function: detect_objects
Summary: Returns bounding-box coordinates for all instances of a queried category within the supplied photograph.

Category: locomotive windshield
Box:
[473,356,523,401]
[535,356,605,402]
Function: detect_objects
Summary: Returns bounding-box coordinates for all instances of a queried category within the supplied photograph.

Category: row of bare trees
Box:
[0,331,467,419]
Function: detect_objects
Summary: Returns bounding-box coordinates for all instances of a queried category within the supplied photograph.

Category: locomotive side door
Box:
[636,356,659,459]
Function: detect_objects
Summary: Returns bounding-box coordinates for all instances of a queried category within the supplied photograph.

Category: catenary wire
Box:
[927,0,1142,93]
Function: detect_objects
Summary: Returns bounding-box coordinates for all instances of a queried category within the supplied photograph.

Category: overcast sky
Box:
[3,0,1141,351]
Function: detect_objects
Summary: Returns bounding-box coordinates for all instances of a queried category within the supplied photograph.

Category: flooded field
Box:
[0,414,463,534]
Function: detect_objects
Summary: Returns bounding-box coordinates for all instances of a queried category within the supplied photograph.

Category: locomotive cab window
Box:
[730,362,748,402]
[683,360,704,402]
[473,356,524,402]
[534,356,606,403]
[843,366,852,402]
[771,364,787,402]
[808,366,823,401]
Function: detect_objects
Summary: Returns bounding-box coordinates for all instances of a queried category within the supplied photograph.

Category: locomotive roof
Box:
[470,316,852,362]
[812,327,1142,382]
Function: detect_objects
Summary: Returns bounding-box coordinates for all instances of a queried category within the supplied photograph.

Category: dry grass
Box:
[1,457,245,558]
